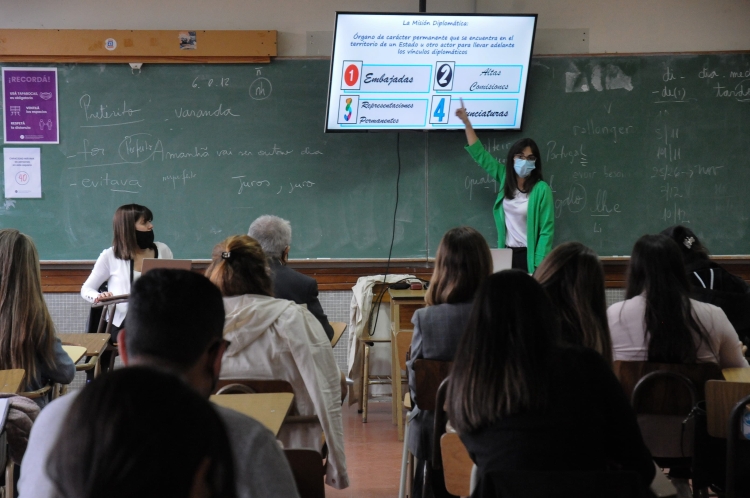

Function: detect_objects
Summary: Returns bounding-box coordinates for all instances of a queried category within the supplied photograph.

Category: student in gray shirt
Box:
[19,269,300,498]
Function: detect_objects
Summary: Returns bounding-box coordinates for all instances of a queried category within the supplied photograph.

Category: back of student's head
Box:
[626,234,708,363]
[47,367,236,498]
[534,242,613,365]
[426,226,493,306]
[125,269,225,372]
[0,229,56,384]
[447,270,559,434]
[205,235,273,297]
[660,225,709,266]
[247,215,292,260]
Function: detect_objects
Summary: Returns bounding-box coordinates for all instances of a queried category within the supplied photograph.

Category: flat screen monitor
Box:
[325,12,537,132]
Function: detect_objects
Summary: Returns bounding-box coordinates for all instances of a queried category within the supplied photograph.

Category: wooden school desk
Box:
[59,333,111,377]
[210,393,294,436]
[62,345,87,364]
[389,288,426,441]
[0,370,24,394]
[722,368,750,383]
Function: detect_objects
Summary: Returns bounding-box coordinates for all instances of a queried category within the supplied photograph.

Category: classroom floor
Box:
[327,400,404,498]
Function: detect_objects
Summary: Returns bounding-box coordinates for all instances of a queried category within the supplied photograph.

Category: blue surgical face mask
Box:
[513,157,536,178]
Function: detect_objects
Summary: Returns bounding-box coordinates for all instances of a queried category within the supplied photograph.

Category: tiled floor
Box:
[327,401,404,498]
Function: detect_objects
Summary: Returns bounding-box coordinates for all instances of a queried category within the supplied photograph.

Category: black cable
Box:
[368,133,402,337]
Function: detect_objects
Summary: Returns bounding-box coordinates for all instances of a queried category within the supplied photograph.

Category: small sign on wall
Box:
[4,147,42,198]
[2,68,59,144]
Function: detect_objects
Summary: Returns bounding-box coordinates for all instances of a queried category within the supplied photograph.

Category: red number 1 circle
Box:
[344,64,359,87]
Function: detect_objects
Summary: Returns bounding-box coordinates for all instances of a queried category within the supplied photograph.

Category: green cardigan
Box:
[465,140,555,273]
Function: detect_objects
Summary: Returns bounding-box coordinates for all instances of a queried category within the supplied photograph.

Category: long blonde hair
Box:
[0,229,57,384]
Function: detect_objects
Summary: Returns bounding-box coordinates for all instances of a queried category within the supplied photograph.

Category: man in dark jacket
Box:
[248,215,335,341]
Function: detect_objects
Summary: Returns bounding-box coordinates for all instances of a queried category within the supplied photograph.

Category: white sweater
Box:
[608,294,749,369]
[80,242,173,327]
[220,294,349,489]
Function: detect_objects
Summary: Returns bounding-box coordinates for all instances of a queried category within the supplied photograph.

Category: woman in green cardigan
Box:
[456,106,555,273]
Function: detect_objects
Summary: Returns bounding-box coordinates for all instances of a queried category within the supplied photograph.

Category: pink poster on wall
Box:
[2,67,59,144]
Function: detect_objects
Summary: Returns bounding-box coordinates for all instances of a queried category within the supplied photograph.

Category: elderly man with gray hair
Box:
[248,215,335,341]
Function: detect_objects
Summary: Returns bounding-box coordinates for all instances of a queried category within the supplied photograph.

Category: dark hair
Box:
[660,225,709,266]
[125,269,226,371]
[47,367,236,498]
[447,270,559,433]
[0,229,58,385]
[534,242,613,365]
[205,235,273,297]
[112,204,154,260]
[625,234,711,363]
[426,227,493,306]
[504,138,543,200]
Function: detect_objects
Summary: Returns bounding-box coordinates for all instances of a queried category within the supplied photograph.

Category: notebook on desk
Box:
[141,259,193,274]
[490,249,513,273]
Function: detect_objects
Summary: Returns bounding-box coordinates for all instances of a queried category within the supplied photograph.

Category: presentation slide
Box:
[325,13,537,132]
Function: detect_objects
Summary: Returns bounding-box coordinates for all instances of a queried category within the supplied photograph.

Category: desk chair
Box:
[214,380,318,425]
[726,393,750,498]
[440,432,473,497]
[468,470,650,498]
[284,449,325,498]
[703,380,750,497]
[391,329,413,441]
[91,296,129,375]
[398,359,453,498]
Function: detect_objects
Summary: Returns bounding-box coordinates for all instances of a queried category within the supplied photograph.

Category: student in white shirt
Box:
[608,234,748,368]
[81,204,173,338]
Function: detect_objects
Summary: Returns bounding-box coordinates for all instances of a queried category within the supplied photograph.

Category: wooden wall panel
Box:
[39,258,750,293]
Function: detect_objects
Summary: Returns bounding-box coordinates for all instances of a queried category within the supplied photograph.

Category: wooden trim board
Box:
[0,30,276,63]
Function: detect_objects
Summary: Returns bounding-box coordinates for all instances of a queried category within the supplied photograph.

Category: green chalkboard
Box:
[429,53,750,256]
[0,61,426,259]
[1,54,749,260]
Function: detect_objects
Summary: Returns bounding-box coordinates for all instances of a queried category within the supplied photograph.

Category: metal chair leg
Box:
[399,418,411,498]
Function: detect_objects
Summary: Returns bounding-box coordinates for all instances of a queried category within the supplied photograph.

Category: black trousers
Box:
[510,246,528,273]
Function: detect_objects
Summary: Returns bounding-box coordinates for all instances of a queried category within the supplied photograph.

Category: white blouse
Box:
[80,241,173,327]
[608,294,749,369]
[503,189,529,248]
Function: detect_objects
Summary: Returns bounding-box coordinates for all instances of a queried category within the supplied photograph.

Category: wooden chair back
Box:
[614,361,723,414]
[214,378,295,395]
[411,359,452,411]
[284,449,325,498]
[440,432,473,497]
[432,377,451,469]
[330,321,347,348]
[395,331,413,372]
[214,379,318,425]
[705,380,750,439]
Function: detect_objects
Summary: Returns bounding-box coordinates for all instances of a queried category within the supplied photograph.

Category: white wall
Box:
[2,0,749,55]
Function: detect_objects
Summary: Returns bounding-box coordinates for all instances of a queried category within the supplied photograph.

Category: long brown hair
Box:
[534,242,613,365]
[426,227,492,306]
[0,229,58,385]
[205,235,273,297]
[112,204,153,260]
[447,271,559,434]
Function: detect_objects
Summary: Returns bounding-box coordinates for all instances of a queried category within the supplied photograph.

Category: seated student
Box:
[47,367,237,498]
[534,242,613,365]
[405,226,492,498]
[204,235,348,490]
[608,234,748,368]
[20,269,300,498]
[248,215,334,341]
[0,229,75,408]
[448,271,656,493]
[662,225,750,347]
